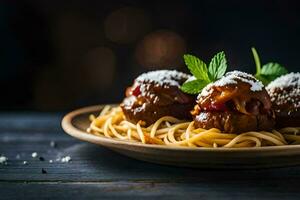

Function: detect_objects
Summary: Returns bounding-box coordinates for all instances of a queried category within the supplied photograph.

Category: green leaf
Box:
[208,51,227,81]
[180,79,209,94]
[261,62,288,76]
[183,54,209,81]
[257,62,288,85]
[255,74,269,85]
[251,47,261,75]
[251,47,288,85]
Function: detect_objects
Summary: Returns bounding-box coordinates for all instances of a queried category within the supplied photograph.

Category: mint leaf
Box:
[183,54,209,81]
[255,74,269,85]
[261,62,288,77]
[208,51,227,81]
[181,52,228,94]
[180,79,209,94]
[251,47,288,85]
[256,62,288,85]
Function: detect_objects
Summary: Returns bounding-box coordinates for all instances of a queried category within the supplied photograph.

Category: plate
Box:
[62,105,300,169]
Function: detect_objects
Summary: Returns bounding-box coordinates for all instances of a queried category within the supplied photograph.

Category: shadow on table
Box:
[62,142,300,184]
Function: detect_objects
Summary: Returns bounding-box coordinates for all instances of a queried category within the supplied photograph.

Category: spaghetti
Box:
[87,106,300,148]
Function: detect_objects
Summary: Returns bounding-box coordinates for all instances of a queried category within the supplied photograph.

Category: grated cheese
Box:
[267,72,300,109]
[135,70,190,87]
[214,71,264,92]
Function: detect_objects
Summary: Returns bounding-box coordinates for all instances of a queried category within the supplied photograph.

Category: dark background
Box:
[1,0,299,111]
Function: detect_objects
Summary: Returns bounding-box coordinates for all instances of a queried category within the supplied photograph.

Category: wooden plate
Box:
[62,105,300,169]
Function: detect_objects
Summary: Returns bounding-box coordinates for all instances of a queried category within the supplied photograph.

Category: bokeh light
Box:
[104,7,151,44]
[135,30,186,69]
[2,1,300,111]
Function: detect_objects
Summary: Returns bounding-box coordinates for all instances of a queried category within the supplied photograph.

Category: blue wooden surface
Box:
[1,113,300,199]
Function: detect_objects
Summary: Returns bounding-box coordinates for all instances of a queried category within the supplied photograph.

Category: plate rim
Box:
[61,104,300,152]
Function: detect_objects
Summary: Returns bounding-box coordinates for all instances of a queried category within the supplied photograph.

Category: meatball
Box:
[194,112,275,133]
[266,72,300,128]
[192,71,275,133]
[121,70,195,125]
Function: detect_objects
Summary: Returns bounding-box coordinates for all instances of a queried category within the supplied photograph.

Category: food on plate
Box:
[120,70,195,125]
[266,72,300,127]
[192,71,275,133]
[87,51,300,148]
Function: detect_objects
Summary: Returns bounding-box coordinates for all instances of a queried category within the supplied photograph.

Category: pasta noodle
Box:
[87,106,300,148]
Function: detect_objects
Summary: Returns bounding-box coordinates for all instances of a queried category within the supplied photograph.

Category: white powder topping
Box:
[214,70,264,91]
[267,73,300,109]
[195,113,208,121]
[132,70,190,99]
[133,102,147,115]
[0,156,7,164]
[267,72,300,90]
[197,83,214,100]
[31,152,38,158]
[270,88,300,109]
[197,71,264,101]
[122,96,137,109]
[215,78,237,86]
[135,70,190,87]
[185,76,196,82]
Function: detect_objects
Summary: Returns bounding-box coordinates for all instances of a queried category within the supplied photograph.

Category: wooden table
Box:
[1,113,300,199]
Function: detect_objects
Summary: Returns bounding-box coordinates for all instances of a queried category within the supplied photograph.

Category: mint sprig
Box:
[181,51,227,94]
[180,79,209,94]
[251,47,288,85]
[208,51,227,81]
[183,54,210,82]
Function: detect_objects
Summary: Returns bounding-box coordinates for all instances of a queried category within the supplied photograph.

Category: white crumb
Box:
[0,156,7,164]
[31,152,38,158]
[61,156,71,163]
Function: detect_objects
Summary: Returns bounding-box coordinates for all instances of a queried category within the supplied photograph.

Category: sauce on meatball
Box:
[121,70,195,125]
[193,71,275,133]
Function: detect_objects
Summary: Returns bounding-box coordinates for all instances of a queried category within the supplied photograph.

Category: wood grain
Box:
[1,181,300,200]
[1,113,300,199]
